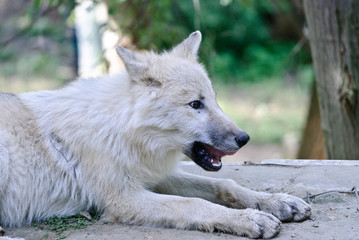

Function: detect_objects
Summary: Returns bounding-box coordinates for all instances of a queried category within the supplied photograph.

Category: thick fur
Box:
[0,31,310,238]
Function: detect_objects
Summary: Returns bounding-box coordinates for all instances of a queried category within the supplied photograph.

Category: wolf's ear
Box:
[116,46,148,82]
[171,31,202,61]
[116,46,162,87]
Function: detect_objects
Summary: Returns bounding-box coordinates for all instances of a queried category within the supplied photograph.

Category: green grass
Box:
[0,77,64,93]
[0,49,71,93]
[0,77,310,145]
[215,80,309,144]
[33,212,99,240]
[1,77,309,146]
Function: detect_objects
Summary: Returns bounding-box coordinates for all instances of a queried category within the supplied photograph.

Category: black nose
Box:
[235,132,250,148]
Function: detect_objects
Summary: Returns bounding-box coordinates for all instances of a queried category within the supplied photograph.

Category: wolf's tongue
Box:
[202,144,237,158]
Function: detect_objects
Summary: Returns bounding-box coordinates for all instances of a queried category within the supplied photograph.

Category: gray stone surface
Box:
[4,160,359,240]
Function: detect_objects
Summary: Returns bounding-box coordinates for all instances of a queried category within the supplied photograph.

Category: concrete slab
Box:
[3,160,359,240]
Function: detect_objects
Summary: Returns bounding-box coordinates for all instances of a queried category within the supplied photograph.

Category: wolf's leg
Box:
[153,171,311,222]
[103,190,280,239]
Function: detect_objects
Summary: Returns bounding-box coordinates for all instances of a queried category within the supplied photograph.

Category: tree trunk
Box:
[303,0,359,159]
[297,83,326,159]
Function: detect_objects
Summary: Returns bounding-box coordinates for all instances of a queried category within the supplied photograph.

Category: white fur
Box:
[0,31,310,239]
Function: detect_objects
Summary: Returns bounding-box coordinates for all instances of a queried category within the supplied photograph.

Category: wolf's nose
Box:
[235,132,250,148]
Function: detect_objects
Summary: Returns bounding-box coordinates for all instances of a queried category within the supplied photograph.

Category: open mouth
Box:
[190,142,237,171]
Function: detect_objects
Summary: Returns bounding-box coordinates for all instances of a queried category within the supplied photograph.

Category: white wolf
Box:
[0,31,310,239]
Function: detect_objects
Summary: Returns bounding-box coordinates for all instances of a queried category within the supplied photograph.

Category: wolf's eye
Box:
[189,100,204,109]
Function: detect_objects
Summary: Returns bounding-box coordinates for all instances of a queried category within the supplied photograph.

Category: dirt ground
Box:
[2,160,359,240]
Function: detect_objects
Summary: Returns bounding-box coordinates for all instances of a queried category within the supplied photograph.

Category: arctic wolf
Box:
[0,31,310,238]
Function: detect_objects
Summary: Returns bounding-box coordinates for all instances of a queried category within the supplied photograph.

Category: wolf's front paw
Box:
[233,209,281,239]
[256,193,311,222]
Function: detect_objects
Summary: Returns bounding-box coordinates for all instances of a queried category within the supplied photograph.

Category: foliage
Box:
[1,0,312,85]
[0,0,75,88]
[107,0,312,84]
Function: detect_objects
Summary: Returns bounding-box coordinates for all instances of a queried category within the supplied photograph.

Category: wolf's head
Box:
[116,31,249,171]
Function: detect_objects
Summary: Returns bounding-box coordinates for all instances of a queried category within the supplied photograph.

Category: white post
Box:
[75,0,104,78]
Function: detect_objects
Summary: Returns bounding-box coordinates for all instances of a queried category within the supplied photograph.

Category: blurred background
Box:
[0,0,320,162]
